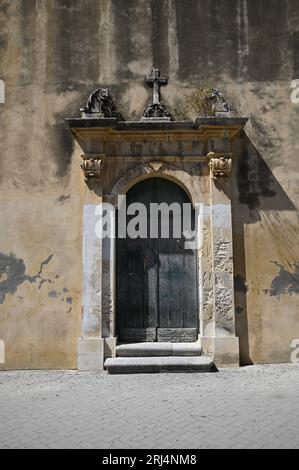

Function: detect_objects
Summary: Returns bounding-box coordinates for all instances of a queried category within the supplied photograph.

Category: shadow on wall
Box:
[230,132,297,365]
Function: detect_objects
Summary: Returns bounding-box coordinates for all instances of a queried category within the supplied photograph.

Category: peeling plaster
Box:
[48,290,58,299]
[264,261,299,297]
[55,194,70,204]
[0,253,53,304]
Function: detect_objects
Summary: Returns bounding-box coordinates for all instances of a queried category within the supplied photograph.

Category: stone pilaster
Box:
[200,204,215,338]
[209,177,239,366]
[101,195,117,359]
[78,155,104,370]
[201,140,239,367]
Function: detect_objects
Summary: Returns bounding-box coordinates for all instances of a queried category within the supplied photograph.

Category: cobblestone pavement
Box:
[0,364,298,449]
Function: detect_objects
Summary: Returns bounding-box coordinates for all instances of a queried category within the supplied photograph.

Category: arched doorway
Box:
[117,177,198,343]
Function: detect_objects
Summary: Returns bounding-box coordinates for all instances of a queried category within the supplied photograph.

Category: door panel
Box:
[118,238,158,342]
[117,177,198,342]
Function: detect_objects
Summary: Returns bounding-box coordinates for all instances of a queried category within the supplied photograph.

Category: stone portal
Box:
[66,70,248,370]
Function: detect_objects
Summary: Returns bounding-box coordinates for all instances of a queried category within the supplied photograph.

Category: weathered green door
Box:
[117,178,198,342]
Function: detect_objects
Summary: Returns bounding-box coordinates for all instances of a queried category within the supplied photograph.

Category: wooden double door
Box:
[117,178,198,343]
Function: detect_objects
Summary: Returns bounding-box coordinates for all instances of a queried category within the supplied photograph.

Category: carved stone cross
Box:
[142,68,172,120]
[146,68,168,105]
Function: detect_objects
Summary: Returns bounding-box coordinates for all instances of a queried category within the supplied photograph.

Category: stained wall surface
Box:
[0,0,298,368]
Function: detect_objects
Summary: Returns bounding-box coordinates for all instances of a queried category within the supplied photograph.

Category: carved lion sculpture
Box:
[80,87,122,119]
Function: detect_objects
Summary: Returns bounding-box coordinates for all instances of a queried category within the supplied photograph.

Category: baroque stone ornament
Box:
[80,88,123,119]
[149,161,164,172]
[81,158,102,182]
[210,89,233,116]
[142,68,172,121]
[207,152,232,178]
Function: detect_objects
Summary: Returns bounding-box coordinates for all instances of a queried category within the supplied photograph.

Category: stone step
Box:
[104,356,215,374]
[116,342,202,357]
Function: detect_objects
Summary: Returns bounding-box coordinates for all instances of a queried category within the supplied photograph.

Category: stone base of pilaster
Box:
[201,336,239,368]
[104,336,117,359]
[77,337,104,371]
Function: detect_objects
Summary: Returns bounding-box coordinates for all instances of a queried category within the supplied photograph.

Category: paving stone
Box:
[0,365,298,449]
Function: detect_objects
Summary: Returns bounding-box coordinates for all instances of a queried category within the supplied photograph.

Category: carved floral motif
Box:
[81,158,102,181]
[207,152,232,178]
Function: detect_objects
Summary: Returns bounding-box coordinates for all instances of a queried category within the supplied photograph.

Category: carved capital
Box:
[207,151,232,178]
[81,158,102,182]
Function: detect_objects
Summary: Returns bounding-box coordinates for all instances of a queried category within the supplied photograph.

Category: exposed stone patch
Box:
[214,271,234,334]
[215,287,233,312]
[48,288,73,306]
[264,261,299,297]
[202,288,213,305]
[48,290,58,299]
[0,253,53,304]
[214,240,231,271]
[215,240,230,258]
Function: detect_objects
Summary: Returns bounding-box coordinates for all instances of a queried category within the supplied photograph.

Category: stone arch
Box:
[111,162,202,207]
[110,162,205,345]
